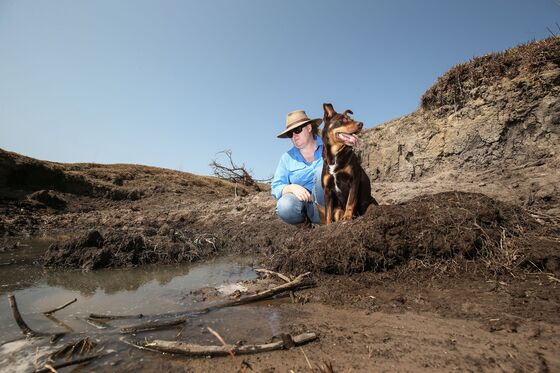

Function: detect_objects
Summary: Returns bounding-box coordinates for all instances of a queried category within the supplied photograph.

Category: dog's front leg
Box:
[322,172,334,224]
[342,180,359,221]
[324,190,334,224]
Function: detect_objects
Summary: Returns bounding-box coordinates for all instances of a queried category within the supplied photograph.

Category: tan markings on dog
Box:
[333,207,344,222]
[343,202,356,221]
[340,165,354,176]
[327,131,344,154]
[325,206,333,225]
[342,122,361,133]
[322,174,331,187]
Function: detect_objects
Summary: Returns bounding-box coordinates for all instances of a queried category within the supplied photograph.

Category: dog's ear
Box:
[323,103,335,119]
[343,109,353,116]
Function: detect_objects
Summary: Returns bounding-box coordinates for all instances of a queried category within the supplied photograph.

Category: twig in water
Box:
[208,272,312,310]
[89,313,144,320]
[120,317,187,334]
[8,293,47,337]
[34,354,102,373]
[85,317,109,329]
[50,337,96,360]
[43,298,77,315]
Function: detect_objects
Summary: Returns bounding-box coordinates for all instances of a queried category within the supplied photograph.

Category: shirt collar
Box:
[288,136,323,161]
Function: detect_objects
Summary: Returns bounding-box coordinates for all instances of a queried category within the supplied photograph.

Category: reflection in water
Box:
[0,240,291,372]
[43,265,198,296]
[0,242,257,343]
[0,238,252,296]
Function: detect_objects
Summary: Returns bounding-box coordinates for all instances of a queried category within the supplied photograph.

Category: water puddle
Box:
[0,239,292,371]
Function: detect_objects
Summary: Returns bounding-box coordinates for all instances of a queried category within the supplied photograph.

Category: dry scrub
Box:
[268,192,541,275]
[421,36,560,116]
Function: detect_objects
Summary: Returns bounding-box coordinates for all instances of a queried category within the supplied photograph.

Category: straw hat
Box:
[277,110,322,138]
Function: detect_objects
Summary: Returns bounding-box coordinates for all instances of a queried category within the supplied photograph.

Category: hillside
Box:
[360,37,560,213]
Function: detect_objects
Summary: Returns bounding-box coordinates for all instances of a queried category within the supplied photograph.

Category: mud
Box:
[1,158,559,372]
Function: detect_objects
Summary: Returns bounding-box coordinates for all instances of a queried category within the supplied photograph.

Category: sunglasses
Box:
[287,126,304,138]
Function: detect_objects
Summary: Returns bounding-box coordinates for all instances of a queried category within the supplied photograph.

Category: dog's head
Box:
[322,103,363,151]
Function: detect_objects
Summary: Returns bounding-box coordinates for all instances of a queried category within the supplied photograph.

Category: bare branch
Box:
[43,298,77,315]
[210,150,271,191]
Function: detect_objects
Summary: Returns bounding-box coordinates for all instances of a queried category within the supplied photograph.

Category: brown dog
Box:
[321,103,377,224]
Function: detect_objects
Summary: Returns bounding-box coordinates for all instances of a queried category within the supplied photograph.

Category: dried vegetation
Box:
[421,36,560,116]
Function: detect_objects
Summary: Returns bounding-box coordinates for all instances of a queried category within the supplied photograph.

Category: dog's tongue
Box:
[338,133,360,147]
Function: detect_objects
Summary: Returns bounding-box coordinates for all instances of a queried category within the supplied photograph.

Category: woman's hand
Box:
[282,184,312,202]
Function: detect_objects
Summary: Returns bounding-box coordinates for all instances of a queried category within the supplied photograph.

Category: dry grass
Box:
[421,37,560,116]
[270,192,540,276]
[1,147,258,201]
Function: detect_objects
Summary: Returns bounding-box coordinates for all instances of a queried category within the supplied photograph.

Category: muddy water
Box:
[0,239,289,371]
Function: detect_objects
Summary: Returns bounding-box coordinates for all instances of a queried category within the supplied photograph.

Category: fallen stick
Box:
[34,354,101,373]
[255,268,296,303]
[206,272,312,310]
[43,298,77,315]
[255,268,292,283]
[120,337,162,353]
[120,317,187,334]
[89,313,144,320]
[134,332,317,356]
[85,317,109,329]
[50,336,96,360]
[7,293,46,337]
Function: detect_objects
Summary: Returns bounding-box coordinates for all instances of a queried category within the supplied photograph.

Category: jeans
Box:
[276,167,324,225]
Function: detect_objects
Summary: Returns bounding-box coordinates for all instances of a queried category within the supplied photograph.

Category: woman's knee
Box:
[276,194,306,224]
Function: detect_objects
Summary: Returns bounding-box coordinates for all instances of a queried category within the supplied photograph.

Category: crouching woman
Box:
[271,110,324,225]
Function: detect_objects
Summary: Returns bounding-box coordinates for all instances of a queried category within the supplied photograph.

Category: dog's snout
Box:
[357,122,363,129]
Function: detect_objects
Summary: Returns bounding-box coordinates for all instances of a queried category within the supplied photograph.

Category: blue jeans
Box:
[276,167,324,225]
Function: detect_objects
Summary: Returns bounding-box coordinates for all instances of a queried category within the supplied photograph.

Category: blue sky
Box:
[1,0,559,179]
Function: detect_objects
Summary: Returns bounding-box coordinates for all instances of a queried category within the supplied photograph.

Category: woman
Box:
[271,109,324,225]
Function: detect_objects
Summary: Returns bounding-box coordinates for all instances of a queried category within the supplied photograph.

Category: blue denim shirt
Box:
[271,137,323,200]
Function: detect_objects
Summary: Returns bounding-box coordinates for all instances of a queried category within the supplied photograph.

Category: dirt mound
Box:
[268,192,549,275]
[0,149,95,196]
[27,190,67,209]
[0,148,257,204]
[42,229,220,270]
